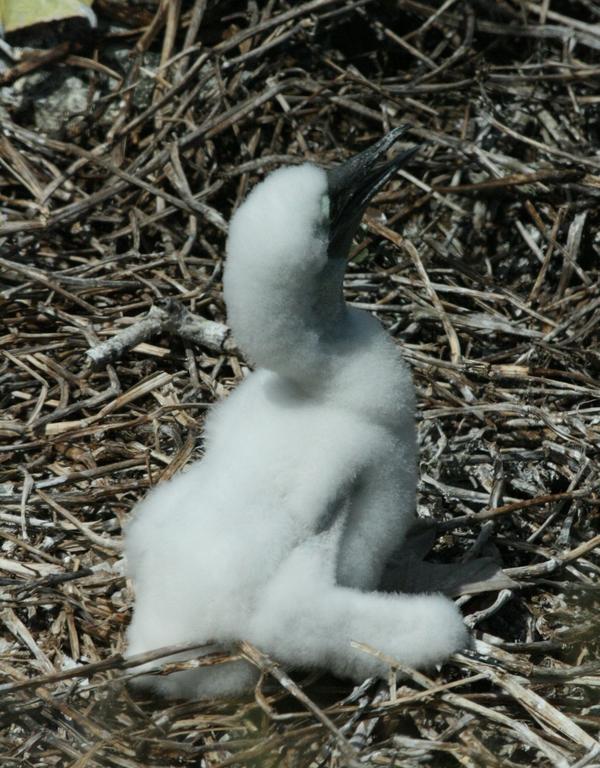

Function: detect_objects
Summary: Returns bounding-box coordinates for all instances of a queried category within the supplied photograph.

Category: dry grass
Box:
[1,1,599,766]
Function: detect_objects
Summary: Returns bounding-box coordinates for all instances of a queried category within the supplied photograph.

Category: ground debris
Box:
[0,1,599,766]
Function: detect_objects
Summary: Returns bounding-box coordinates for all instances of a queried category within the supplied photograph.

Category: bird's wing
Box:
[379,521,518,597]
[313,473,362,536]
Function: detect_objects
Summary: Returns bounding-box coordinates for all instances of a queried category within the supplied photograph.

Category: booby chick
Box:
[125,127,468,699]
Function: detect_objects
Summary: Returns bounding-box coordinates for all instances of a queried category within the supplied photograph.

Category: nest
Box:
[1,1,599,765]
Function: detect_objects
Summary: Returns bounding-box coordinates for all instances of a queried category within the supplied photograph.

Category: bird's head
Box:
[224,128,417,374]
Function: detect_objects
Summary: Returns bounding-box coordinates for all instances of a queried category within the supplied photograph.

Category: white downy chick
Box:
[125,127,468,699]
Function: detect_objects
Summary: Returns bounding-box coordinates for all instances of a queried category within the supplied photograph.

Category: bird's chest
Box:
[209,393,364,517]
[237,405,358,487]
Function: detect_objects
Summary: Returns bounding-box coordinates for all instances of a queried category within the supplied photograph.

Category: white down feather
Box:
[125,162,468,699]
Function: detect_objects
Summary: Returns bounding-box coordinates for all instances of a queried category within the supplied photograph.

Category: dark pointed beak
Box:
[326,126,419,258]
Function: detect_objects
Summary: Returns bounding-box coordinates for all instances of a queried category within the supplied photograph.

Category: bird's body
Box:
[126,132,467,699]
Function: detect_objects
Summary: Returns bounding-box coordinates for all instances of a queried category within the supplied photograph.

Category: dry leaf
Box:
[0,0,96,35]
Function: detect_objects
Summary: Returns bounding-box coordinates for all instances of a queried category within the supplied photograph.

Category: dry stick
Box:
[0,42,70,86]
[561,534,600,563]
[134,0,169,56]
[2,3,347,230]
[211,0,351,56]
[0,529,62,566]
[0,256,97,314]
[176,0,208,80]
[239,641,361,767]
[64,55,122,82]
[212,732,301,768]
[400,0,600,51]
[48,141,228,230]
[471,638,535,677]
[493,536,599,580]
[36,55,212,207]
[152,0,181,170]
[4,78,299,234]
[524,0,600,35]
[5,665,120,754]
[113,52,211,141]
[353,642,570,766]
[2,606,55,673]
[455,653,600,752]
[423,401,579,444]
[532,661,600,683]
[223,22,306,69]
[373,18,437,68]
[442,692,571,767]
[570,747,600,768]
[557,211,588,299]
[490,115,600,175]
[401,237,462,363]
[0,641,218,696]
[163,151,227,233]
[86,299,234,368]
[432,168,583,195]
[45,371,172,436]
[29,379,121,433]
[36,490,122,552]
[366,223,462,362]
[529,205,564,303]
[403,0,461,39]
[345,684,389,754]
[106,0,335,138]
[438,489,593,531]
[34,458,146,491]
[160,0,181,75]
[0,134,46,202]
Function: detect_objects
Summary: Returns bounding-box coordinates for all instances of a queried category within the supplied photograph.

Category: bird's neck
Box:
[227,259,350,385]
[227,261,412,427]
